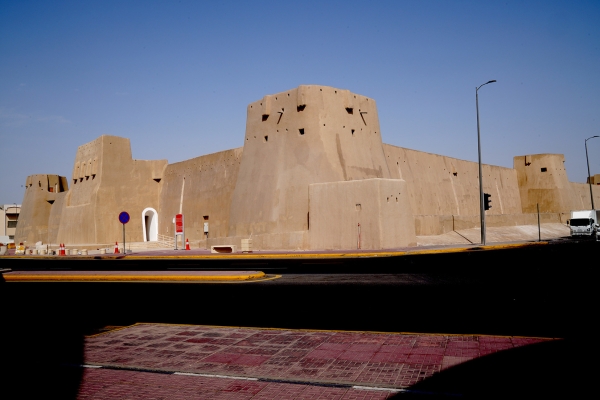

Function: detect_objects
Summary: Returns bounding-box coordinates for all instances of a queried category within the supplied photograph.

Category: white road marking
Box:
[352,385,403,392]
[174,372,259,381]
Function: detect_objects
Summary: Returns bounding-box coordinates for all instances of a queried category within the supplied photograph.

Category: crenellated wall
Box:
[228,85,391,241]
[514,154,599,213]
[15,174,68,244]
[14,86,599,250]
[17,136,167,245]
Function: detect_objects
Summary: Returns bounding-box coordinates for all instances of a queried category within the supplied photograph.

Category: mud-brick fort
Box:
[15,85,600,250]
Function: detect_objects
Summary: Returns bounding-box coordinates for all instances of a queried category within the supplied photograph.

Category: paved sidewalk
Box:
[0,240,551,260]
[78,323,550,399]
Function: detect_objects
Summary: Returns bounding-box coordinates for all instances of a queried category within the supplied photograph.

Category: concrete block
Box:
[241,239,252,252]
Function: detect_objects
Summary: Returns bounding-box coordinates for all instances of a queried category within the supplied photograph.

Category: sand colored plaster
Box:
[309,179,416,250]
[158,148,243,242]
[16,174,67,244]
[384,145,522,216]
[14,86,598,250]
[229,86,390,238]
[514,154,599,213]
[17,136,167,245]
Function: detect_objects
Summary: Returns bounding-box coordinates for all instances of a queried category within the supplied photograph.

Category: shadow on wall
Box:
[0,279,85,399]
[393,339,590,399]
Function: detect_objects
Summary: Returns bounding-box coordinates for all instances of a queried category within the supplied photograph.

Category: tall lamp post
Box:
[476,80,496,246]
[585,135,598,209]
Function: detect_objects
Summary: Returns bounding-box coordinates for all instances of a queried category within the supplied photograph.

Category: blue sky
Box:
[1,0,599,205]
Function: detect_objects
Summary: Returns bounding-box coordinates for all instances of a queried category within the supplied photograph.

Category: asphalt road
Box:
[1,239,597,399]
[1,239,597,338]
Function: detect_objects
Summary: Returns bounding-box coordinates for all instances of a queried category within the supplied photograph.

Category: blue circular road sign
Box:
[119,211,130,224]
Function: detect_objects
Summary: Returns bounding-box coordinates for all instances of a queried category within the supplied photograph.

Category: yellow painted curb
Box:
[3,271,265,282]
[408,241,548,256]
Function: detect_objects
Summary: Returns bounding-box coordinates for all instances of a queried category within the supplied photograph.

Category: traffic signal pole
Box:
[476,87,486,245]
[476,80,496,246]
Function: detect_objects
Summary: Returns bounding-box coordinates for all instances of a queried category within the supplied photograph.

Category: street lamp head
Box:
[487,80,497,84]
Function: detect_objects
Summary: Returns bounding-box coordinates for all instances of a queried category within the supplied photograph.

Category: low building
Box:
[0,204,21,244]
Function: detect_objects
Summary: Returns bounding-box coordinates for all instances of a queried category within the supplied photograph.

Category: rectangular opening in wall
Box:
[153,178,161,183]
[346,107,353,114]
[299,128,304,135]
[541,167,547,172]
[264,135,268,142]
[351,129,355,136]
[356,204,361,211]
[262,115,269,121]
[297,105,306,112]
[203,215,209,220]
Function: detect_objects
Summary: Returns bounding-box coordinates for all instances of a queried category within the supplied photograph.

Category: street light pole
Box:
[585,135,599,209]
[476,80,496,246]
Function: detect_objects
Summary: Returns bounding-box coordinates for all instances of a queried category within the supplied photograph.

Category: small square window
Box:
[541,168,547,172]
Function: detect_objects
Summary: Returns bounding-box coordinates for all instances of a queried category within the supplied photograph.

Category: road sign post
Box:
[174,214,184,250]
[118,212,130,254]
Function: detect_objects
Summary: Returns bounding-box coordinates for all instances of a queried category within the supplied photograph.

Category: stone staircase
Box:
[125,234,175,251]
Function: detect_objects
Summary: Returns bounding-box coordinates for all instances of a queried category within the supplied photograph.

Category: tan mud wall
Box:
[308,179,416,250]
[158,148,243,242]
[54,135,166,245]
[514,154,600,213]
[228,85,391,239]
[15,86,599,250]
[15,174,67,244]
[569,182,600,210]
[47,192,67,243]
[383,144,523,217]
[196,231,309,252]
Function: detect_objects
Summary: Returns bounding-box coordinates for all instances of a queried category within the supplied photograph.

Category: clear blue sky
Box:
[1,0,599,205]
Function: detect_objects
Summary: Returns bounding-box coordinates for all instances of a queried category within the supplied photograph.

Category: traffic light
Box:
[484,193,492,211]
